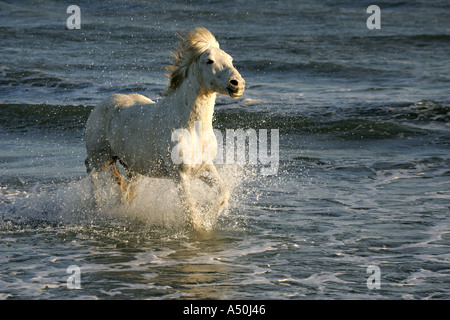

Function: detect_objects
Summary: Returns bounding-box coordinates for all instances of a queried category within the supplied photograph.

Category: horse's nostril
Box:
[229,79,239,87]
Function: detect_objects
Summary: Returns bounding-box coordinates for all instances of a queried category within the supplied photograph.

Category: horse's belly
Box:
[124,153,172,178]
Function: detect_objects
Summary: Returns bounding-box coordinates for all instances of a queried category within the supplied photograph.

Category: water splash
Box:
[0,164,248,232]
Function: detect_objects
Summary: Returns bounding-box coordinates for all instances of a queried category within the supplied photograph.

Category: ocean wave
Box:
[214,110,429,140]
[1,101,445,140]
[0,67,93,97]
[0,103,91,132]
[237,59,395,78]
[339,100,450,123]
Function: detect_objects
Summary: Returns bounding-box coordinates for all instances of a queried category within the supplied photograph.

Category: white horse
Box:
[84,27,245,229]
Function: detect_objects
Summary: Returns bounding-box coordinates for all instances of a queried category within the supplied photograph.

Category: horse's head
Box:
[196,46,245,99]
[165,27,245,99]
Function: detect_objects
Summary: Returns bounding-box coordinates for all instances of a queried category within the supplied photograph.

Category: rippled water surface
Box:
[1,0,449,299]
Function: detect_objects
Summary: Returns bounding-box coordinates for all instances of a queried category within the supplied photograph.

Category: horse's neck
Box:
[187,89,216,130]
[166,74,216,131]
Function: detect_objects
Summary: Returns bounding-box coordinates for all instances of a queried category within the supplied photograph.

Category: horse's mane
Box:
[164,27,219,95]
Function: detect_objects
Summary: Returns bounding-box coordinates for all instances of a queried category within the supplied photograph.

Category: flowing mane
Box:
[164,27,220,95]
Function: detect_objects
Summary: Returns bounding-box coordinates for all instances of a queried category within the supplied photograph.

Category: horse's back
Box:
[111,93,155,107]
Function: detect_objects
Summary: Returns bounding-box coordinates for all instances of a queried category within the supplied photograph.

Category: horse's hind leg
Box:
[85,157,104,207]
[109,162,128,203]
[109,160,137,204]
[86,167,104,208]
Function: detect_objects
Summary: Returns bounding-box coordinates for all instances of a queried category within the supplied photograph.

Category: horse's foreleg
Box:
[199,165,230,207]
[177,171,202,229]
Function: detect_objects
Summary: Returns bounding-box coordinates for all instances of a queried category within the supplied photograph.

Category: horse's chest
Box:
[170,126,217,166]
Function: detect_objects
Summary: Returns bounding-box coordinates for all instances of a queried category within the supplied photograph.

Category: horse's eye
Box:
[206,59,214,64]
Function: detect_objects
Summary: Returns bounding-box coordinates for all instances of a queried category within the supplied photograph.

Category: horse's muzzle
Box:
[226,78,245,99]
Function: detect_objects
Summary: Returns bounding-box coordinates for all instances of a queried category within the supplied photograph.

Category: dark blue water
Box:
[1,0,449,299]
